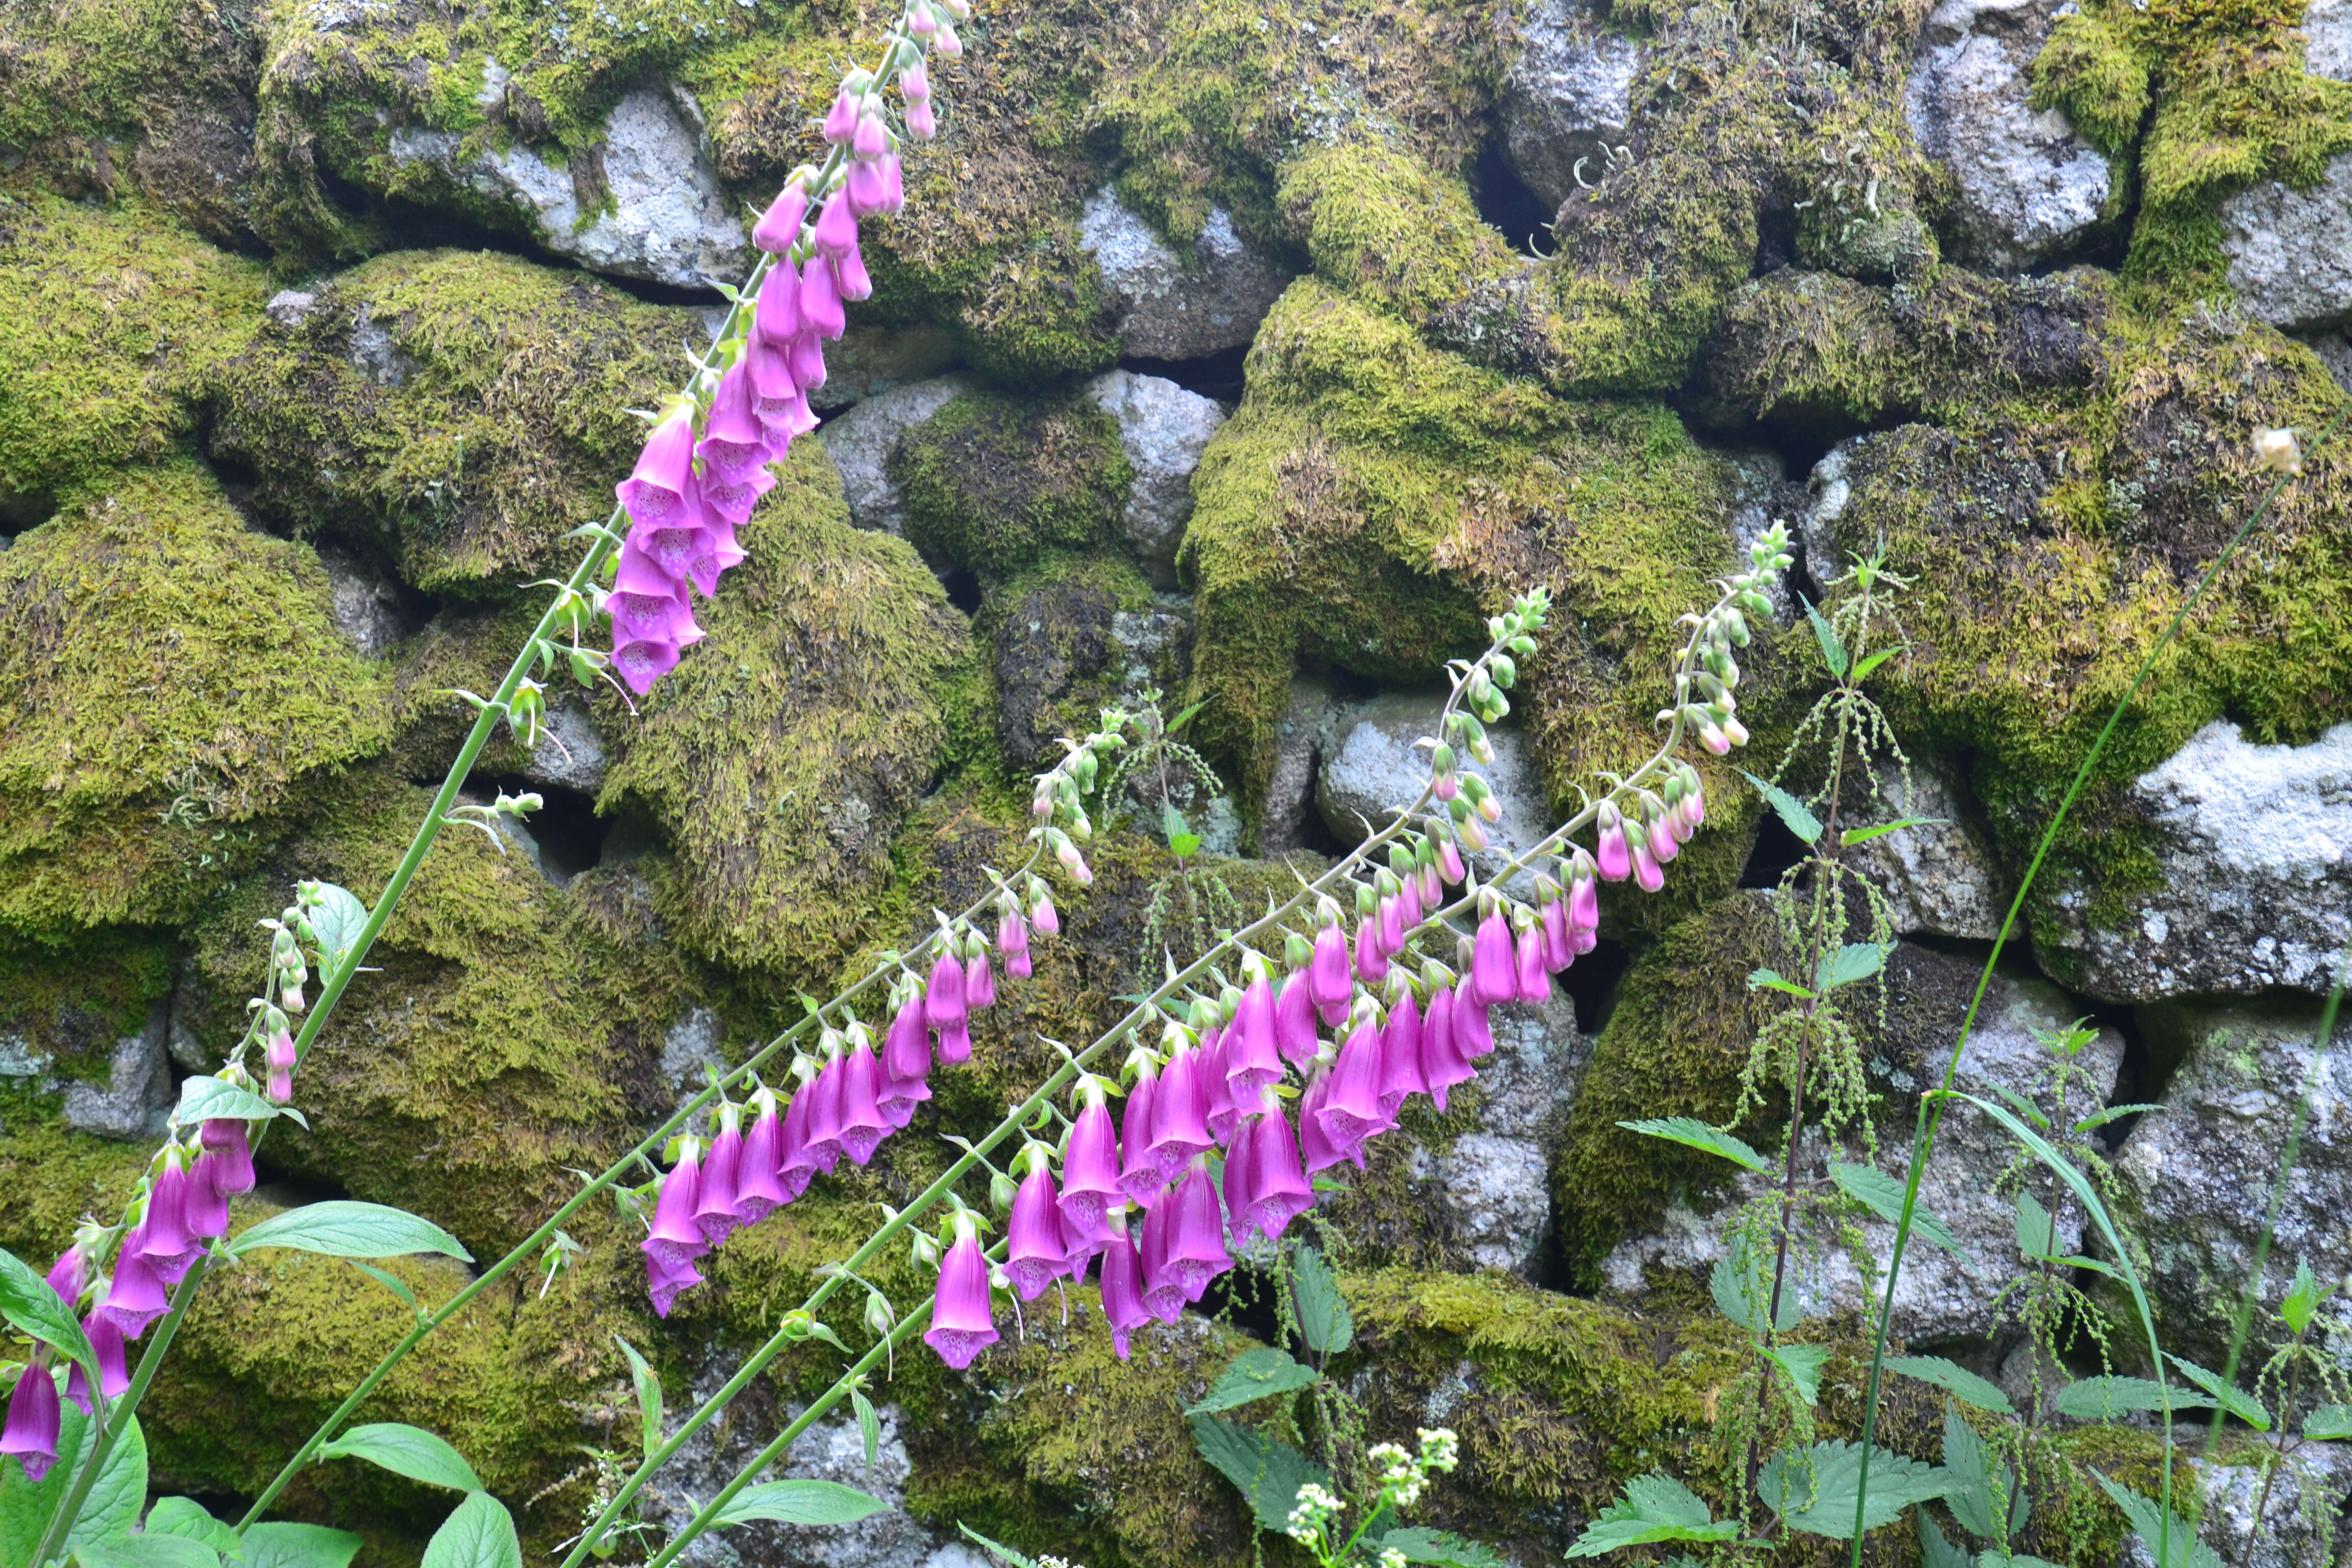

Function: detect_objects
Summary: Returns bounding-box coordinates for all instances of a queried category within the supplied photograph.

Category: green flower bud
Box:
[1490,653,1516,690]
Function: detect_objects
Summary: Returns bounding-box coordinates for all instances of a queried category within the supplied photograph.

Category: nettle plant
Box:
[1564,429,2352,1568]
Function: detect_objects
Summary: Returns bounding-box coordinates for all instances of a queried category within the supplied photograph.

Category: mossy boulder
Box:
[892,387,1134,581]
[0,194,265,509]
[204,249,703,597]
[0,930,176,1126]
[0,459,394,939]
[979,552,1187,773]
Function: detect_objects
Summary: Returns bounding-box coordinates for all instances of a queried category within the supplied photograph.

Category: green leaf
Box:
[230,1203,472,1263]
[1851,644,1903,681]
[1619,1118,1769,1172]
[710,1479,888,1528]
[302,884,370,977]
[1805,599,1849,676]
[1738,769,1823,845]
[2304,1404,2352,1440]
[68,1416,148,1552]
[2,1378,90,1565]
[1747,969,1817,999]
[1710,1238,1801,1333]
[75,1536,219,1568]
[2013,1190,2062,1262]
[1884,1356,2014,1415]
[2280,1257,2329,1336]
[170,1075,302,1130]
[347,1263,420,1314]
[2051,1378,2213,1422]
[1991,1086,2051,1130]
[1162,805,1189,843]
[142,1500,241,1559]
[238,1525,362,1568]
[2071,1103,2164,1134]
[1187,1415,1330,1532]
[852,1390,879,1472]
[316,1424,483,1493]
[1921,1512,1972,1568]
[957,1523,1034,1568]
[419,1492,520,1568]
[1168,834,1203,858]
[2092,1473,2223,1568]
[1565,1473,1741,1558]
[1759,1440,1946,1539]
[2166,1357,2269,1431]
[1767,1343,1829,1407]
[1187,1347,1321,1415]
[1841,818,1946,848]
[1816,942,1892,992]
[611,1336,662,1459]
[1289,1245,1352,1355]
[1830,1163,1965,1257]
[1942,1405,2024,1541]
[0,1246,101,1385]
[1377,1527,1513,1567]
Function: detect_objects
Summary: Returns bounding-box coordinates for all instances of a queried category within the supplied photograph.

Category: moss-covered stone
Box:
[204,249,703,597]
[893,388,1134,581]
[0,931,176,1122]
[0,460,394,940]
[0,194,265,507]
[979,551,1182,772]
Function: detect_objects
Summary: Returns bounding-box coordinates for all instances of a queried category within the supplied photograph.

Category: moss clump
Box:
[893,389,1134,581]
[0,194,265,506]
[0,930,176,1105]
[0,460,394,940]
[2031,0,2352,288]
[978,552,1176,772]
[597,442,964,988]
[205,248,703,596]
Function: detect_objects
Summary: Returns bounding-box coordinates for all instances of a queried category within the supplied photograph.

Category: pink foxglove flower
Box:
[997,909,1031,981]
[264,1027,297,1103]
[922,1218,999,1369]
[1137,1194,1185,1322]
[1162,1162,1230,1303]
[1147,1043,1213,1179]
[696,363,772,482]
[1378,892,1404,954]
[1116,1061,1164,1207]
[786,327,828,389]
[776,1084,819,1202]
[1226,974,1282,1100]
[1354,920,1388,987]
[1514,923,1551,1004]
[1098,1221,1148,1358]
[1004,1160,1068,1301]
[641,1141,708,1283]
[1469,908,1513,1008]
[99,1248,169,1340]
[183,1162,230,1241]
[139,1153,202,1285]
[1309,921,1352,1024]
[837,1040,893,1166]
[1275,970,1319,1066]
[734,1093,789,1227]
[752,259,806,348]
[2,1365,60,1483]
[1646,805,1680,865]
[821,86,861,143]
[924,949,968,1040]
[1453,974,1496,1060]
[1028,880,1060,936]
[43,1248,84,1309]
[751,178,810,253]
[1435,836,1466,886]
[799,255,848,339]
[1234,1098,1314,1243]
[1297,1065,1347,1177]
[906,93,939,141]
[647,1254,704,1319]
[1569,855,1601,951]
[801,1054,847,1174]
[1595,801,1632,881]
[1314,1017,1386,1155]
[813,194,860,258]
[1629,835,1665,893]
[1200,1024,1239,1147]
[1059,1087,1121,1237]
[1418,986,1476,1113]
[65,1309,129,1414]
[616,406,699,532]
[964,943,996,1013]
[693,1109,745,1246]
[1376,991,1427,1122]
[199,1117,255,1197]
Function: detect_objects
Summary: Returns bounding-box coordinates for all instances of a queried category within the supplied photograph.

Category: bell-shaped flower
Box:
[43,1248,84,1309]
[263,1026,297,1103]
[99,1247,170,1340]
[877,1057,930,1130]
[1453,974,1496,1059]
[2,1365,61,1483]
[1629,836,1665,893]
[801,1054,848,1174]
[1200,1024,1239,1147]
[1163,1162,1231,1303]
[1059,1089,1122,1237]
[1354,920,1388,987]
[616,406,699,532]
[1595,802,1632,881]
[1236,1099,1314,1243]
[1147,1043,1214,1179]
[821,86,861,142]
[1538,894,1573,973]
[612,637,682,697]
[1418,986,1476,1113]
[924,948,968,1035]
[813,193,860,258]
[1378,892,1405,954]
[1275,970,1320,1066]
[693,1109,745,1246]
[1469,908,1514,1008]
[751,179,810,253]
[1376,992,1427,1122]
[885,990,932,1084]
[1028,881,1060,936]
[1098,1222,1148,1358]
[1116,1061,1165,1207]
[1646,805,1680,865]
[1514,922,1551,1004]
[140,1152,202,1285]
[1297,1065,1348,1177]
[696,363,771,483]
[1309,922,1352,1024]
[776,1083,819,1202]
[65,1308,129,1414]
[734,1093,789,1227]
[834,244,874,302]
[1435,837,1466,886]
[900,58,932,101]
[1226,975,1283,1101]
[1137,1194,1186,1322]
[641,1140,707,1278]
[922,1218,999,1369]
[845,154,888,216]
[837,1040,893,1166]
[1003,1158,1069,1301]
[799,254,848,339]
[612,546,703,642]
[199,1117,256,1196]
[752,257,806,349]
[935,1014,973,1065]
[183,1163,230,1242]
[905,94,938,140]
[1314,1017,1386,1154]
[964,944,996,1013]
[786,327,828,390]
[646,1253,705,1319]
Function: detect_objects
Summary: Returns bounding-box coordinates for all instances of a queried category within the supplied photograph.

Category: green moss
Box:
[0,194,265,504]
[894,388,1134,580]
[0,930,176,1098]
[975,551,1178,774]
[1276,135,1525,326]
[0,460,394,940]
[205,248,703,596]
[596,442,964,987]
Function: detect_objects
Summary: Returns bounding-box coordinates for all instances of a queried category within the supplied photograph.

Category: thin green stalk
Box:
[1845,414,2344,1559]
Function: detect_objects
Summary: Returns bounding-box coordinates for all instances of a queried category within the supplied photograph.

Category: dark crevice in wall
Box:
[473,775,610,884]
[1739,811,1810,889]
[1558,937,1634,1038]
[1470,134,1558,258]
[1120,344,1251,405]
[0,486,56,542]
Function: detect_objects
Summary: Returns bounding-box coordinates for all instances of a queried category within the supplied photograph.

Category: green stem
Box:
[1843,414,2345,1561]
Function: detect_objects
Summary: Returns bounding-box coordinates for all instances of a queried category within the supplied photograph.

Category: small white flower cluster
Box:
[1285,1482,1344,1545]
[1418,1426,1460,1473]
[1368,1441,1426,1507]
[1379,1550,1408,1568]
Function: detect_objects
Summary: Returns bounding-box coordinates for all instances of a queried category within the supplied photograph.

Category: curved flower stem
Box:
[1844,411,2346,1560]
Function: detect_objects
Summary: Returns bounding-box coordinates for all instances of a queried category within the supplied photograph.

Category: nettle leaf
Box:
[419,1491,521,1568]
[172,1074,303,1130]
[230,1203,472,1263]
[1767,1343,1829,1407]
[1565,1473,1740,1558]
[1841,817,1945,848]
[1289,1245,1353,1355]
[611,1335,663,1459]
[1748,969,1817,999]
[1188,1415,1330,1532]
[303,883,370,977]
[2072,1102,2164,1135]
[1738,769,1823,845]
[2167,1356,2269,1431]
[1921,1512,1973,1568]
[1816,942,1892,992]
[0,1246,101,1385]
[1805,600,1849,676]
[710,1479,888,1528]
[2304,1404,2352,1440]
[2012,1190,2063,1262]
[316,1424,484,1493]
[958,1523,1035,1568]
[240,1524,364,1568]
[1710,1240,1802,1334]
[1759,1440,1946,1539]
[1942,1405,2026,1542]
[144,1499,242,1558]
[1378,1526,1513,1567]
[1619,1118,1769,1173]
[1830,1163,1965,1257]
[1188,1346,1320,1415]
[2052,1377,2213,1422]
[1885,1356,2014,1415]
[76,1536,220,1568]
[2093,1473,2223,1568]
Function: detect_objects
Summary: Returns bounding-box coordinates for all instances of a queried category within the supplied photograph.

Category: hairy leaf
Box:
[1378,1527,1512,1566]
[419,1492,520,1568]
[1768,1344,1829,1408]
[1805,600,1849,676]
[2093,1473,2222,1568]
[1942,1405,2025,1541]
[2167,1357,2269,1431]
[1816,943,1892,992]
[1884,1356,2014,1415]
[2051,1378,2212,1422]
[1618,1118,1768,1173]
[1760,1441,1946,1538]
[1711,1240,1802,1333]
[230,1203,472,1263]
[240,1524,364,1568]
[710,1479,887,1528]
[1747,969,1817,999]
[1188,1415,1329,1532]
[2304,1405,2352,1440]
[1738,769,1823,844]
[1289,1246,1352,1355]
[1187,1347,1320,1415]
[302,883,370,977]
[1920,1512,1972,1568]
[316,1424,483,1493]
[1830,1163,1964,1257]
[1565,1473,1739,1558]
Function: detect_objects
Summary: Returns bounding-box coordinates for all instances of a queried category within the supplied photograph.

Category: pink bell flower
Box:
[696,362,772,482]
[199,1117,255,1197]
[1630,837,1665,893]
[1647,807,1680,865]
[43,1249,84,1309]
[1310,923,1352,1025]
[615,406,699,532]
[1354,920,1389,987]
[1539,895,1573,973]
[1453,974,1497,1059]
[751,180,809,253]
[1435,837,1466,885]
[752,259,805,349]
[1235,1099,1314,1243]
[924,949,968,1037]
[1161,1162,1230,1303]
[1098,1221,1149,1357]
[837,1042,893,1166]
[1059,1092,1121,1237]
[1147,1044,1214,1179]
[2,1366,61,1483]
[1200,1025,1239,1147]
[885,992,932,1085]
[964,946,996,1013]
[813,194,860,258]
[1377,992,1428,1122]
[1275,970,1320,1066]
[65,1309,129,1413]
[264,1027,296,1103]
[775,1085,819,1202]
[1419,986,1477,1112]
[1514,923,1551,1003]
[821,87,861,143]
[786,327,828,389]
[922,1221,999,1370]
[647,1253,704,1319]
[692,1110,745,1246]
[734,1094,789,1227]
[1116,1062,1164,1207]
[99,1247,169,1340]
[1595,802,1632,881]
[1225,975,1282,1101]
[801,1055,848,1173]
[1297,1065,1348,1177]
[139,1154,202,1285]
[1004,1162,1069,1301]
[1469,908,1514,1008]
[641,1140,708,1279]
[1028,883,1060,936]
[1314,1017,1386,1154]
[799,254,848,339]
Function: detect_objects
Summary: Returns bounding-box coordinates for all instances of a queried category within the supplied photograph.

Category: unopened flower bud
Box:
[1489,653,1515,689]
[934,16,963,56]
[864,1291,895,1338]
[989,1170,1017,1213]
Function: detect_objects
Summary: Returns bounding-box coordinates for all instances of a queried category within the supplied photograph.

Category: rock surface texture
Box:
[1501,0,1641,211]
[1077,188,1291,360]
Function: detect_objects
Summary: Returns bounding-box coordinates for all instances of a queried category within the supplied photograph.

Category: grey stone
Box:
[1500,0,1641,211]
[313,541,411,657]
[1800,437,1863,586]
[1084,369,1227,571]
[1601,954,2125,1346]
[2302,329,2352,393]
[60,1002,176,1142]
[2220,153,2352,332]
[2309,0,2352,80]
[2038,719,2352,1002]
[1723,446,1801,622]
[1259,676,1337,857]
[1077,187,1291,361]
[1904,0,2113,270]
[1843,757,2007,940]
[347,303,414,388]
[264,289,320,329]
[2164,1446,2352,1568]
[1433,997,1591,1277]
[166,958,210,1074]
[806,324,961,415]
[817,375,972,535]
[387,87,748,289]
[1316,694,1551,890]
[525,698,609,796]
[660,1007,725,1112]
[2108,996,2352,1365]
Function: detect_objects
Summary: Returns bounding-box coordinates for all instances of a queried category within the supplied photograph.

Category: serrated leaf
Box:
[2166,1357,2269,1431]
[1806,600,1849,676]
[1943,1405,2024,1541]
[1767,1343,1829,1407]
[1921,1511,1972,1568]
[2013,1190,2061,1262]
[958,1523,1034,1568]
[317,1424,483,1492]
[1378,1527,1513,1567]
[1188,1415,1330,1532]
[1759,1440,1946,1538]
[1831,1163,1965,1257]
[239,1525,362,1568]
[1188,1346,1321,1415]
[852,1390,879,1472]
[710,1479,888,1528]
[348,1262,420,1314]
[1710,1237,1801,1333]
[1619,1117,1769,1173]
[1841,817,1947,848]
[1885,1356,2014,1415]
[68,1415,148,1552]
[2093,1473,2223,1568]
[1168,834,1203,858]
[1816,942,1892,992]
[2051,1377,2213,1422]
[611,1336,662,1459]
[2304,1404,2352,1440]
[143,1499,242,1559]
[302,884,369,977]
[419,1492,520,1568]
[1738,769,1824,844]
[230,1203,472,1263]
[1747,968,1817,999]
[172,1075,302,1129]
[75,1536,219,1568]
[0,1245,101,1385]
[1851,644,1904,680]
[1290,1245,1352,1355]
[2071,1102,2164,1134]
[1565,1473,1741,1558]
